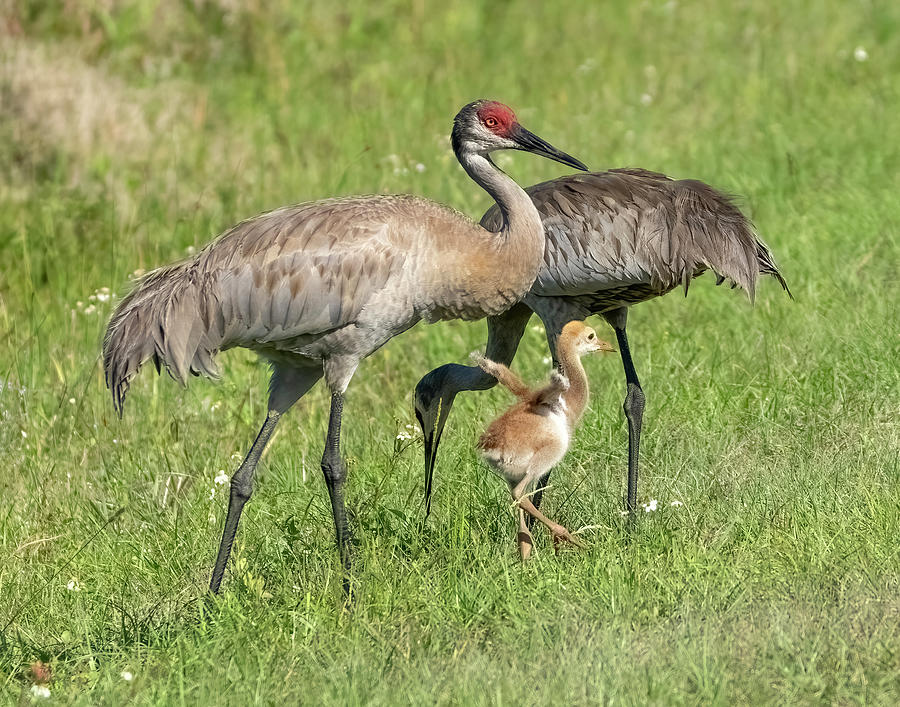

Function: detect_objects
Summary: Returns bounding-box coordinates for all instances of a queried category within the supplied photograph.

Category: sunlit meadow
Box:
[1,1,899,704]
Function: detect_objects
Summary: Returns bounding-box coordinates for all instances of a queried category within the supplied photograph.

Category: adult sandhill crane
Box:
[474,320,614,559]
[103,100,587,594]
[415,168,790,520]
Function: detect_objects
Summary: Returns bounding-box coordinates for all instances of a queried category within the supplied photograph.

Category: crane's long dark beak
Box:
[415,398,451,520]
[510,124,588,171]
[422,423,442,519]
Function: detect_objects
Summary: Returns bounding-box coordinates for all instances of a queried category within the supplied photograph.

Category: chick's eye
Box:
[588,333,595,339]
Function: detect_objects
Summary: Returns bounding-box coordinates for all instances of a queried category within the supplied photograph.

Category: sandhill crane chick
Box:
[474,320,613,559]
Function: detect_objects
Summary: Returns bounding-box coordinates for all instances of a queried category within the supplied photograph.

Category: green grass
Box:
[2,0,899,703]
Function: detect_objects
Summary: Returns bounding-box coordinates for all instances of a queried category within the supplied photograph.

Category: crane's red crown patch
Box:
[477,102,517,136]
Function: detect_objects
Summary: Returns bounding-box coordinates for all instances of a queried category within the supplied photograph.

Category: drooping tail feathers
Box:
[672,178,792,302]
[752,239,792,299]
[103,261,223,416]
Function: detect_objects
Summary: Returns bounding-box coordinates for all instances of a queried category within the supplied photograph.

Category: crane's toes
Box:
[550,525,586,550]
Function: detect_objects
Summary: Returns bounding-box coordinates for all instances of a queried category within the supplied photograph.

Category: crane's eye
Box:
[484,116,498,128]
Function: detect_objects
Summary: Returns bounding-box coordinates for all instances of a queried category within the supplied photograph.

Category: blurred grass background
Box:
[1,0,898,703]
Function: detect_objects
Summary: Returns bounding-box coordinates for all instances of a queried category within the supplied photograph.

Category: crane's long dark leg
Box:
[528,474,552,529]
[322,392,353,593]
[607,308,644,514]
[209,411,281,594]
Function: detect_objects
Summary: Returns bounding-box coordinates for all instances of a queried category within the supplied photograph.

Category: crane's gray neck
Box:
[441,362,497,396]
[457,151,543,240]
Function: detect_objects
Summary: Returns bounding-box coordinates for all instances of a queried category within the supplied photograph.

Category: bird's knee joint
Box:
[321,455,346,485]
[230,476,253,502]
[623,385,645,418]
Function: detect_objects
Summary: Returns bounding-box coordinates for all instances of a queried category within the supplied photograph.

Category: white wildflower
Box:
[542,356,552,365]
[83,304,97,315]
[640,93,653,106]
[209,471,228,500]
[95,292,110,303]
[414,163,426,173]
[68,398,76,405]
[185,245,196,255]
[112,439,118,444]
[619,510,629,517]
[853,46,868,62]
[30,685,51,699]
[670,500,683,507]
[121,670,133,682]
[67,578,82,591]
[642,499,658,512]
[21,430,27,438]
[396,423,419,441]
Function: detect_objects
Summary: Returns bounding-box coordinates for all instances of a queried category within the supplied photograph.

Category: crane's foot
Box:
[550,523,586,550]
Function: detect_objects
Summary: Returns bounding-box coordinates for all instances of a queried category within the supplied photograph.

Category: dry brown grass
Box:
[0,34,258,216]
[2,41,172,161]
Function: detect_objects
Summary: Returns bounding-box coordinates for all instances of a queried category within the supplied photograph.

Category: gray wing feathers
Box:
[103,263,222,415]
[104,199,404,414]
[482,169,789,300]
